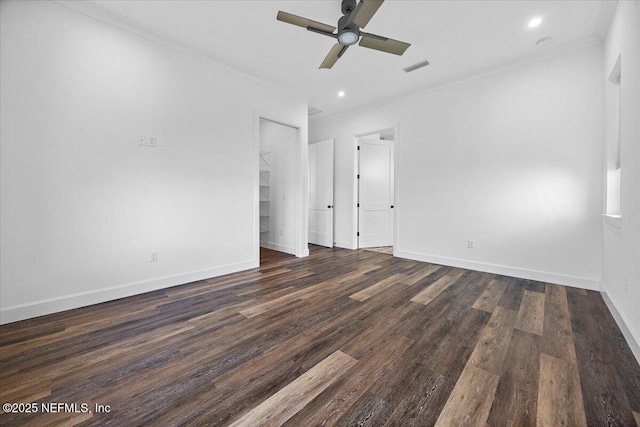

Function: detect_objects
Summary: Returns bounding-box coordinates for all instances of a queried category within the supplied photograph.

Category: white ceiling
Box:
[86,0,615,119]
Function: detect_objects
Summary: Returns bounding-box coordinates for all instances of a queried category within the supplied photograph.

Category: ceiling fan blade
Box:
[359,34,410,55]
[277,11,336,34]
[320,44,348,69]
[351,0,385,28]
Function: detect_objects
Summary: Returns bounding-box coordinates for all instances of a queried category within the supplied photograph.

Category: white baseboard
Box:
[0,259,258,325]
[601,291,640,364]
[394,250,600,291]
[260,242,296,256]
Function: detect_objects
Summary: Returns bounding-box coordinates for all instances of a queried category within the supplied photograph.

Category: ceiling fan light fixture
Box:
[277,0,412,69]
[338,29,359,46]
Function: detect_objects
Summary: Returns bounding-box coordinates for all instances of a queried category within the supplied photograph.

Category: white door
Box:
[309,139,334,247]
[358,138,394,248]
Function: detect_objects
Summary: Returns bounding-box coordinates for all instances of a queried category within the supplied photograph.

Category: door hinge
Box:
[357,203,360,208]
[357,232,360,237]
[357,174,360,179]
[357,146,360,150]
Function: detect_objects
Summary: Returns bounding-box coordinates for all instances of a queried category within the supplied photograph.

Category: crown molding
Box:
[52,0,309,105]
[311,36,603,123]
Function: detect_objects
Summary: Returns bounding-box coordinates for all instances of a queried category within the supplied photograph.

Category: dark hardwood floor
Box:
[1,246,639,426]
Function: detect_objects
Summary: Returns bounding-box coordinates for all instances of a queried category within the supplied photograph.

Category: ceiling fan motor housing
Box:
[337,15,360,45]
[338,15,359,31]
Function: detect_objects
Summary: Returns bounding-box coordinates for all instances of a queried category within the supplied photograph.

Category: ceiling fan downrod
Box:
[342,0,357,15]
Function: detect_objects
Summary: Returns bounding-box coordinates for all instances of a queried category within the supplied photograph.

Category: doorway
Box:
[357,129,395,252]
[255,115,309,264]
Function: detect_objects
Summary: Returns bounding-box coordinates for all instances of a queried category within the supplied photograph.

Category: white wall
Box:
[310,46,604,289]
[0,0,307,323]
[602,1,640,358]
[259,119,299,255]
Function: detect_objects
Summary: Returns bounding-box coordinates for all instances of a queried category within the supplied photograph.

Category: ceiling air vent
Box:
[308,106,323,116]
[403,59,430,73]
[613,72,621,84]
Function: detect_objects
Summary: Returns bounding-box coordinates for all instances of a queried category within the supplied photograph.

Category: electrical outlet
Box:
[139,136,147,146]
[148,136,156,147]
[468,240,475,249]
[150,251,158,263]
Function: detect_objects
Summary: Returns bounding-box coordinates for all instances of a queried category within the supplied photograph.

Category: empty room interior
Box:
[1,0,640,425]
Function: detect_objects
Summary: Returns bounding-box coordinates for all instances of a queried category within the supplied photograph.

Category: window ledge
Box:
[603,214,622,228]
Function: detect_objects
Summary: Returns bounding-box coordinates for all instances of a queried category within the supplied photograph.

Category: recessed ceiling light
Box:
[528,16,542,28]
[338,91,345,97]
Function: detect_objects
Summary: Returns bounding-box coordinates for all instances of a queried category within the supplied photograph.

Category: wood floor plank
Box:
[568,291,640,423]
[166,268,291,297]
[0,325,65,347]
[0,306,163,361]
[368,307,489,426]
[467,306,518,375]
[233,270,315,297]
[1,246,639,426]
[200,291,408,425]
[1,318,197,391]
[349,273,406,302]
[23,411,93,427]
[132,300,360,425]
[444,271,492,322]
[434,365,499,427]
[633,411,640,426]
[284,335,412,427]
[410,268,465,306]
[497,278,526,311]
[334,391,394,427]
[472,279,507,313]
[523,279,545,293]
[381,366,453,427]
[401,264,441,285]
[341,302,420,360]
[536,353,587,427]
[542,283,577,363]
[514,290,545,335]
[419,308,490,378]
[241,266,392,317]
[0,378,51,405]
[486,329,541,427]
[228,350,357,427]
[238,284,321,318]
[582,362,637,426]
[565,286,587,296]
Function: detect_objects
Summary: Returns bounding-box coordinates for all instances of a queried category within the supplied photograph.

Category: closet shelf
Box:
[260,152,271,246]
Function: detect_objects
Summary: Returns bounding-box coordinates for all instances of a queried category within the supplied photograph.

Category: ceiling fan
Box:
[277,0,411,69]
